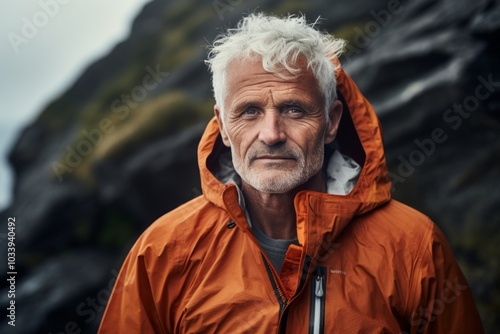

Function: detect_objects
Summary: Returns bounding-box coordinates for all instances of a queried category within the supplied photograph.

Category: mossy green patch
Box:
[98,210,136,249]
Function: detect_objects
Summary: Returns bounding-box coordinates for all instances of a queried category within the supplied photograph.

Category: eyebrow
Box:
[231,101,260,112]
[280,101,303,108]
[231,99,315,112]
[278,100,319,112]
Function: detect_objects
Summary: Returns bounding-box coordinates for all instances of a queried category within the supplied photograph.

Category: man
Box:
[99,13,483,333]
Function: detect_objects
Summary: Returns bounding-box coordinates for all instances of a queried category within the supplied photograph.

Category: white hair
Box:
[205,13,346,118]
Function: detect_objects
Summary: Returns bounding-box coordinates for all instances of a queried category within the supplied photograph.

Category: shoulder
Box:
[343,199,461,283]
[338,199,439,289]
[349,199,434,249]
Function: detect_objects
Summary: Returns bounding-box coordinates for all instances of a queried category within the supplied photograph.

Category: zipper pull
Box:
[315,276,324,297]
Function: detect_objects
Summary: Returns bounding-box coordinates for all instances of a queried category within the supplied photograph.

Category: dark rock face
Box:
[344,2,500,330]
[1,0,498,332]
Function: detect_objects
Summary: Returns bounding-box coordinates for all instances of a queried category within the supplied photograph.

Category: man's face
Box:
[215,58,342,194]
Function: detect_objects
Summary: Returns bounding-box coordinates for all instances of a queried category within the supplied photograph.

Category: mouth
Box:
[254,155,295,160]
[252,155,296,166]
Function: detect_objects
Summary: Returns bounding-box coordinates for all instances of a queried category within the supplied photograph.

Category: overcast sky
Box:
[0,0,151,209]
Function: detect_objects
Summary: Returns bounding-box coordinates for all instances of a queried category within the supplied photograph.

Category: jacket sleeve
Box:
[406,221,484,334]
[98,244,165,334]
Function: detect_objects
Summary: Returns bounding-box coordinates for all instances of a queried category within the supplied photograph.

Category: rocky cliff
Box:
[1,0,498,332]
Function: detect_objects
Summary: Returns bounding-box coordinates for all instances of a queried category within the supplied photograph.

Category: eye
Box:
[284,106,305,117]
[242,107,259,117]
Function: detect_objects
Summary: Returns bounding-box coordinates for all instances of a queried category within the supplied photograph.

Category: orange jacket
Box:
[99,67,484,333]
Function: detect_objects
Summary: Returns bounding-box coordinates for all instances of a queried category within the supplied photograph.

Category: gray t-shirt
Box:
[252,225,299,273]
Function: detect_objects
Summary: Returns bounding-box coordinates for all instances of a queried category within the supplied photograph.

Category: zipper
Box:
[262,255,289,333]
[262,255,287,310]
[309,267,326,334]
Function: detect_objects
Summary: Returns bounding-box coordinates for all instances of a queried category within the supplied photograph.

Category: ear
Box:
[324,99,343,144]
[214,105,231,147]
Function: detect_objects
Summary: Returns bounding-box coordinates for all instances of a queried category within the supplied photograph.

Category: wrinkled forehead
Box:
[227,53,313,77]
[223,58,324,111]
[225,56,320,92]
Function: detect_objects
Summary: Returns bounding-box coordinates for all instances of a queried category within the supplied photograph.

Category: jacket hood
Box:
[197,63,392,252]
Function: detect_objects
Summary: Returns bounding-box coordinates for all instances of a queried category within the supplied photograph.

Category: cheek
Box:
[290,125,325,153]
[228,124,258,153]
[227,131,251,159]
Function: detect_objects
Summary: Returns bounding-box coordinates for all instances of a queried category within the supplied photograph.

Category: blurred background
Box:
[0,0,498,333]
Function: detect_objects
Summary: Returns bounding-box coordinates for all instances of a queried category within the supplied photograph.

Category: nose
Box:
[258,112,286,145]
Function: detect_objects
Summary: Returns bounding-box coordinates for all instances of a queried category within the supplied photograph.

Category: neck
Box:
[242,171,326,240]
